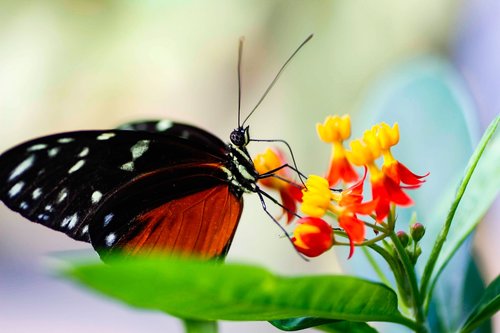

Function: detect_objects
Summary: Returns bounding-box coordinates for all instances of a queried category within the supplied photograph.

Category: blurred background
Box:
[0,1,498,332]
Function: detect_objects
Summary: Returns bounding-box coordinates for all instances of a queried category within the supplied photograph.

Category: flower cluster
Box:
[255,115,428,258]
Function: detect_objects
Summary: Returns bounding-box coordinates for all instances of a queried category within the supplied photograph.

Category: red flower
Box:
[292,217,334,257]
[377,122,429,188]
[383,160,428,187]
[346,123,428,221]
[371,174,413,221]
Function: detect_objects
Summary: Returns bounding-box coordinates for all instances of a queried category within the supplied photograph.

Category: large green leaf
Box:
[459,275,500,333]
[64,256,413,328]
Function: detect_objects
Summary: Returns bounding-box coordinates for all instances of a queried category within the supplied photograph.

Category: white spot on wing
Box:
[91,191,102,203]
[120,140,150,172]
[58,138,74,143]
[9,155,34,181]
[27,144,47,151]
[105,233,116,246]
[156,120,173,131]
[81,225,89,235]
[48,147,60,157]
[104,213,114,227]
[57,189,68,202]
[32,188,42,199]
[20,202,29,210]
[44,205,53,212]
[131,140,150,160]
[78,147,89,157]
[61,213,78,229]
[37,214,49,222]
[68,160,85,173]
[120,161,134,171]
[8,181,24,198]
[97,133,116,140]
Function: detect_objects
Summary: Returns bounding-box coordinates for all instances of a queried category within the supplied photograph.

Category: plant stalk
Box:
[183,319,218,333]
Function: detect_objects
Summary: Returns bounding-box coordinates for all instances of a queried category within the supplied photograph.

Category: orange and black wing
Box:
[88,163,243,260]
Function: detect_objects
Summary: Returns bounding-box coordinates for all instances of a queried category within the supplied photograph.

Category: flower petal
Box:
[292,217,334,257]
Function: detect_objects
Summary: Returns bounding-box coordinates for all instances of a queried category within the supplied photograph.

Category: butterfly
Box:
[0,36,312,261]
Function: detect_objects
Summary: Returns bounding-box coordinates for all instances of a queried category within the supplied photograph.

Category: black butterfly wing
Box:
[0,129,227,243]
[117,120,228,153]
[88,163,243,260]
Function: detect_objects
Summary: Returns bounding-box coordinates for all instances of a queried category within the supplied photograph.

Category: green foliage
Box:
[64,256,412,327]
[459,275,500,333]
[420,116,500,311]
[270,317,378,332]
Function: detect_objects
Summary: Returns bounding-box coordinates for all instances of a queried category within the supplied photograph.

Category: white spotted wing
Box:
[0,121,228,243]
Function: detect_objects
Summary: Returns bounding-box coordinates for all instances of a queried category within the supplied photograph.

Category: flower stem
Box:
[362,246,391,286]
[183,319,218,333]
[389,231,426,328]
[363,220,387,234]
[367,243,427,332]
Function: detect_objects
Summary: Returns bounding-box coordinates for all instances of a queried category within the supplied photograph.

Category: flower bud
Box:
[410,223,425,242]
[292,217,334,257]
[396,231,410,247]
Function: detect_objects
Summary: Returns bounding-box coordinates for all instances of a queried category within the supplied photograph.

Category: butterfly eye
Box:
[229,127,249,147]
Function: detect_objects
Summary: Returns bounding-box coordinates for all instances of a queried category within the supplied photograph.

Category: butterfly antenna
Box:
[241,34,313,127]
[237,36,245,128]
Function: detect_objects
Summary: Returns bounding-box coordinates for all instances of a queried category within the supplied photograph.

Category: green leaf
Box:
[433,115,500,275]
[270,317,340,331]
[317,321,379,333]
[270,317,378,332]
[459,275,500,333]
[427,254,492,333]
[421,116,500,307]
[63,256,413,328]
[461,255,492,333]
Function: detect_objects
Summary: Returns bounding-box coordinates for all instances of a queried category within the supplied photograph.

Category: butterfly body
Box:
[0,120,259,259]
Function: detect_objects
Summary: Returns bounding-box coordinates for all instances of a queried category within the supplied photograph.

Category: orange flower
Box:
[317,115,358,186]
[292,217,334,257]
[346,127,413,221]
[377,122,429,187]
[253,147,302,223]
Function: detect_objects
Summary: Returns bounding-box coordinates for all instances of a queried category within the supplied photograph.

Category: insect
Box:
[0,35,311,261]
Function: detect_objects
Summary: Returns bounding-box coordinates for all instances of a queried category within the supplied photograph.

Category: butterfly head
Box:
[229,126,250,148]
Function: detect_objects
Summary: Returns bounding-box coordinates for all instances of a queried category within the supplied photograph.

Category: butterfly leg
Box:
[250,138,306,186]
[255,189,308,261]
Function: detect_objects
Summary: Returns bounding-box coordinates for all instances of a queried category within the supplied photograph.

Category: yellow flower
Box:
[301,175,332,217]
[316,115,351,143]
[316,115,358,186]
[377,122,399,150]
